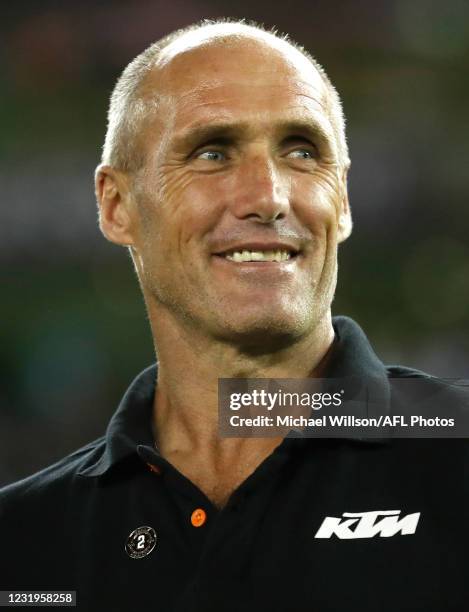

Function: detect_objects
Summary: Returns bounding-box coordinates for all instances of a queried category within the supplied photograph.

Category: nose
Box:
[231,153,290,223]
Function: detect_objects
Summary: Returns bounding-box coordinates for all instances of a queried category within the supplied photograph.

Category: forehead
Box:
[141,35,332,140]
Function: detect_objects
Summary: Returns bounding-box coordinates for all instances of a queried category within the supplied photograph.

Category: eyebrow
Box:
[172,123,240,152]
[172,118,333,153]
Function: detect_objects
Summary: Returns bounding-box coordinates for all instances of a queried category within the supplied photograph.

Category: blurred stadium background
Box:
[1,0,468,486]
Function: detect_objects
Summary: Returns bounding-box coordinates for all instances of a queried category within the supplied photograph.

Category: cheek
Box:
[148,167,229,252]
[154,164,194,215]
[294,172,341,237]
[168,167,235,216]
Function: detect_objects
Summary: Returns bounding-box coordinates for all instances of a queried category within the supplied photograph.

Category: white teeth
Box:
[225,249,293,262]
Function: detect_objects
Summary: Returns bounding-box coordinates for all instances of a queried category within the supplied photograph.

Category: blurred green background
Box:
[1,0,468,485]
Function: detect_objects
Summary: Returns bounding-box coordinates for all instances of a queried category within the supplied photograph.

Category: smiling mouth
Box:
[216,249,297,263]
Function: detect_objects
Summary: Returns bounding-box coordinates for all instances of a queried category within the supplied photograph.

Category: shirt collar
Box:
[303,315,391,444]
[79,316,390,477]
[78,364,158,477]
[329,316,390,384]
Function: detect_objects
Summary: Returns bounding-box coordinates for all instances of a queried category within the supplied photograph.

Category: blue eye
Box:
[198,150,225,161]
[287,149,315,160]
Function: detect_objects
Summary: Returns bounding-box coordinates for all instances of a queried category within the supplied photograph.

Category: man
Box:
[0,20,467,612]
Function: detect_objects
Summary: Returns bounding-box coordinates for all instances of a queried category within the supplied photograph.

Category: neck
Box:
[149,306,335,455]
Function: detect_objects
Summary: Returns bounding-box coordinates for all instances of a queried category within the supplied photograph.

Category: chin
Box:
[214,310,312,353]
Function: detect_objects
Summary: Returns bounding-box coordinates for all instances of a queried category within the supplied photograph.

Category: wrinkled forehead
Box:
[132,30,337,166]
[141,30,328,111]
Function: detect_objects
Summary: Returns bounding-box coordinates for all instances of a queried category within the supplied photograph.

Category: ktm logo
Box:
[314,509,421,539]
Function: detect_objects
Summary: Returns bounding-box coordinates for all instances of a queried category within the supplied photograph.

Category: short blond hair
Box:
[101,19,349,173]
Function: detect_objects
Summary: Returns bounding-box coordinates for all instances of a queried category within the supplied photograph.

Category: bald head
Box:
[101,20,349,174]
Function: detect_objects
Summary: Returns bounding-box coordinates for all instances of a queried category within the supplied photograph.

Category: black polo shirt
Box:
[1,316,467,611]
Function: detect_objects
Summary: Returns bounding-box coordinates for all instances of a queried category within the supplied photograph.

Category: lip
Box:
[212,241,300,256]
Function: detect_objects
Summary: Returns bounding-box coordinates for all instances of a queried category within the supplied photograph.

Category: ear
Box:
[337,165,352,243]
[95,164,136,247]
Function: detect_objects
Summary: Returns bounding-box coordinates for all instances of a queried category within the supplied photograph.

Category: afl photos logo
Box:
[125,526,157,559]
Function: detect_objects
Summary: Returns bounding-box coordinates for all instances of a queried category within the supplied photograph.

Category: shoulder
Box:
[386,364,468,393]
[386,364,438,379]
[385,364,469,450]
[0,438,107,585]
[0,437,105,509]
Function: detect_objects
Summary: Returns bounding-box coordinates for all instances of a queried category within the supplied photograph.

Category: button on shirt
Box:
[0,316,468,611]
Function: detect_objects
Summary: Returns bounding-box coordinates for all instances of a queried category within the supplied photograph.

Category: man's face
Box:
[130,36,350,348]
